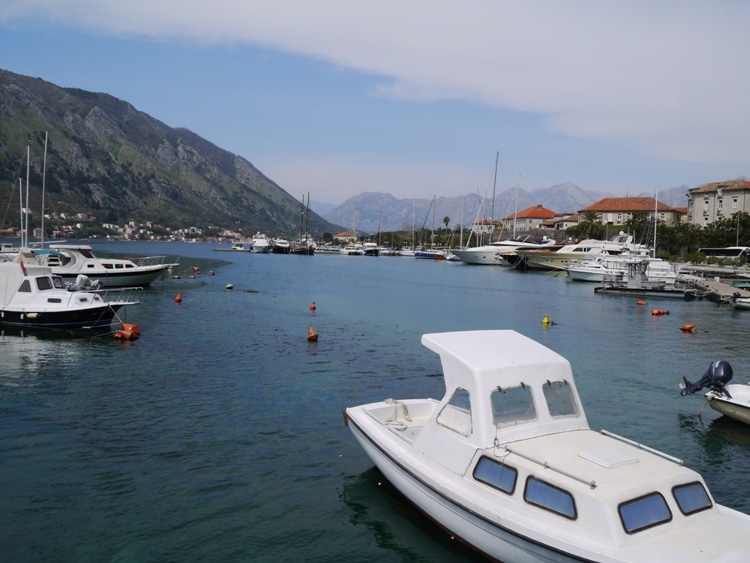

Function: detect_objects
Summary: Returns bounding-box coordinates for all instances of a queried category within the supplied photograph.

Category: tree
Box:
[578,210,604,239]
[443,216,450,231]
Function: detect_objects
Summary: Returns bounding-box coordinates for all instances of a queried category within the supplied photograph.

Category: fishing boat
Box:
[0,249,139,331]
[680,360,750,425]
[26,244,178,288]
[345,330,750,561]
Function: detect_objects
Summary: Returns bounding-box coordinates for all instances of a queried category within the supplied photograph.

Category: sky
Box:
[1,1,748,205]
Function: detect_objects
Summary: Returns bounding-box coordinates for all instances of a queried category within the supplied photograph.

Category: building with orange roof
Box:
[578,197,684,226]
[501,204,557,231]
[686,179,750,227]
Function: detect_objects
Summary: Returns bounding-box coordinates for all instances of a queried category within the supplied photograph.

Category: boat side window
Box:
[436,387,472,436]
[473,456,517,494]
[36,277,53,291]
[491,385,536,427]
[80,249,94,258]
[524,477,577,519]
[53,277,65,289]
[543,380,579,417]
[102,264,113,269]
[18,280,31,293]
[672,482,712,515]
[618,493,672,534]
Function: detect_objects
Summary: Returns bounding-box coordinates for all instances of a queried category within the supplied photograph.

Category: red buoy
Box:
[310,301,317,311]
[175,293,182,303]
[307,325,318,342]
[681,324,697,332]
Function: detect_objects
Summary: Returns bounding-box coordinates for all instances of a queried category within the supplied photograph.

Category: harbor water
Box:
[2,241,750,562]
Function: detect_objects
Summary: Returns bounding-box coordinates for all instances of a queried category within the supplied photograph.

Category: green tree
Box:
[578,210,604,239]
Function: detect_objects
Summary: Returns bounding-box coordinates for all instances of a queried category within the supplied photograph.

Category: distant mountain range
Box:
[319,183,691,234]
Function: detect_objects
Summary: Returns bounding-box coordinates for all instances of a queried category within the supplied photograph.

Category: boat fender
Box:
[121,323,141,338]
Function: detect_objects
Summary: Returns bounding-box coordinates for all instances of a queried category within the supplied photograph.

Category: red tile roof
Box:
[580,197,676,213]
[503,204,556,220]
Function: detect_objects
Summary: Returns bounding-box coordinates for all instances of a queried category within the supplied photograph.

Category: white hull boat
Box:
[30,244,177,288]
[452,236,557,266]
[251,233,271,253]
[566,256,677,285]
[346,330,750,561]
[516,233,639,271]
[0,249,139,330]
[729,292,750,310]
[681,360,750,425]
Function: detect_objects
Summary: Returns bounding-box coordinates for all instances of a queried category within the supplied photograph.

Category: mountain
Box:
[324,183,691,234]
[0,68,344,238]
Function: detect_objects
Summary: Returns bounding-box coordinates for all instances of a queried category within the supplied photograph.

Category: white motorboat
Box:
[27,244,178,288]
[729,292,750,310]
[566,255,677,284]
[681,360,750,425]
[251,232,271,253]
[451,236,557,266]
[339,244,364,256]
[214,242,250,252]
[345,330,750,562]
[271,238,291,254]
[0,249,139,330]
[516,233,639,271]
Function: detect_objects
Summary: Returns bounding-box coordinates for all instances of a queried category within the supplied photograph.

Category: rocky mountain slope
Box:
[0,68,343,237]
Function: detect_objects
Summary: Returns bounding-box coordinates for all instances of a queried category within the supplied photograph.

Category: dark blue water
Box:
[2,242,750,562]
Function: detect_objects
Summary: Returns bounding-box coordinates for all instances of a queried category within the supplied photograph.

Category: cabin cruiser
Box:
[27,244,177,288]
[515,233,639,271]
[0,249,139,330]
[271,238,291,254]
[345,330,750,561]
[566,254,677,284]
[681,360,750,425]
[451,235,557,266]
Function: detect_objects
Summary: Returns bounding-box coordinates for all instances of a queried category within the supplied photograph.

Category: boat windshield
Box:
[491,385,537,427]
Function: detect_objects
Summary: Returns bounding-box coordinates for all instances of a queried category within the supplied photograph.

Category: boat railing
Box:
[95,286,143,304]
[502,445,597,489]
[600,430,683,465]
[133,255,178,267]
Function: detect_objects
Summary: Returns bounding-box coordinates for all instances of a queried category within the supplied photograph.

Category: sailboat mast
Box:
[490,151,498,242]
[513,174,520,239]
[24,144,30,248]
[41,131,47,247]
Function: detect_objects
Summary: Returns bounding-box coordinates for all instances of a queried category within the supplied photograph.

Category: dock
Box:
[679,274,750,304]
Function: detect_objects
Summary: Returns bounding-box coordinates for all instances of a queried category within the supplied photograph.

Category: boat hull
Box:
[0,303,124,330]
[346,411,584,563]
[707,385,750,424]
[54,266,170,288]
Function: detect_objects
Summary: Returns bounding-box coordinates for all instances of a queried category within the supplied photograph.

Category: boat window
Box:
[618,493,672,534]
[473,456,517,494]
[53,277,65,289]
[436,387,472,436]
[80,249,94,258]
[18,280,31,293]
[672,482,712,515]
[491,385,536,427]
[524,477,576,519]
[36,277,53,291]
[47,298,62,303]
[543,380,578,417]
[103,264,113,269]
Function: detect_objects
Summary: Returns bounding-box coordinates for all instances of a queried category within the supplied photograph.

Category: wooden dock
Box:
[680,274,750,304]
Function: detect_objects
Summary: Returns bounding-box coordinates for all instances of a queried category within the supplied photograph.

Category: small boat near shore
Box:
[345,330,750,561]
[0,249,139,331]
[680,360,750,425]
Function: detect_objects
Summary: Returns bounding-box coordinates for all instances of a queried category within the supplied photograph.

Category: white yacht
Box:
[451,235,557,266]
[516,233,639,271]
[251,232,271,253]
[345,330,750,561]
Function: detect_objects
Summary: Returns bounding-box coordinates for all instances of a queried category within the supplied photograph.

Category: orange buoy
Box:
[175,293,182,303]
[651,308,668,316]
[310,301,317,311]
[636,299,646,306]
[121,323,141,338]
[681,324,697,332]
[307,325,318,342]
[113,328,136,340]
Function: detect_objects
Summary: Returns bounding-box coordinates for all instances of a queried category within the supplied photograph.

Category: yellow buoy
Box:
[542,314,551,325]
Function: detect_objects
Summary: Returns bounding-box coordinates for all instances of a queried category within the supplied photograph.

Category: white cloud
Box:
[3,1,749,170]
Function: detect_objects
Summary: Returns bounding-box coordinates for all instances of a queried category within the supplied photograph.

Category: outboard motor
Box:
[680,360,733,396]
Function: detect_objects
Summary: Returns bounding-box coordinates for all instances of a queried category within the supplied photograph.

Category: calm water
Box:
[2,242,750,562]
